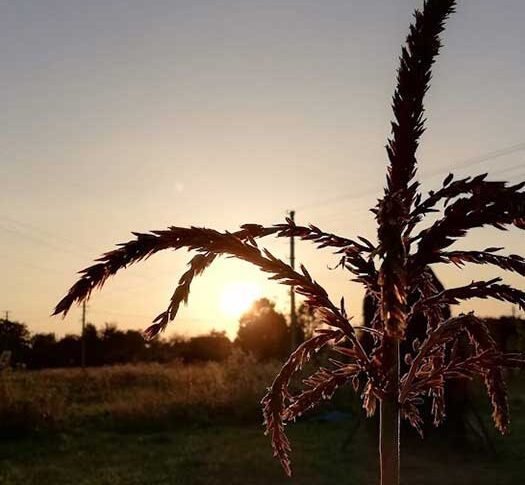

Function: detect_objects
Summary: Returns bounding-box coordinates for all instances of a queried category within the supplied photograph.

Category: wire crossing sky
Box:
[2,0,525,338]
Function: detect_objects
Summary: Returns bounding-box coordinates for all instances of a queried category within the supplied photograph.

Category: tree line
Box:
[0,298,319,369]
[1,299,522,370]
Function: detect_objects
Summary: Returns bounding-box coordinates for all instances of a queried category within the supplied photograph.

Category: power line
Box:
[296,141,525,212]
[90,308,154,320]
[0,224,90,260]
[318,168,525,229]
[488,163,525,178]
[0,216,181,297]
[424,142,525,176]
[0,215,100,255]
[6,142,525,332]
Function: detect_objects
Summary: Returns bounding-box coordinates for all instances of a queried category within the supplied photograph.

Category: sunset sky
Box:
[2,0,525,340]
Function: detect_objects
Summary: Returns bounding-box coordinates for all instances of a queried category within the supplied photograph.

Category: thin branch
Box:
[54,220,377,332]
[241,220,378,291]
[54,227,363,340]
[400,313,475,403]
[411,279,525,316]
[407,174,521,234]
[282,368,353,422]
[443,249,525,277]
[262,329,345,477]
[148,252,216,336]
[411,185,525,269]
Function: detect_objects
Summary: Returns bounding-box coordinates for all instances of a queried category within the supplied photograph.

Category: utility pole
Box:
[3,310,9,321]
[81,301,86,370]
[289,210,298,350]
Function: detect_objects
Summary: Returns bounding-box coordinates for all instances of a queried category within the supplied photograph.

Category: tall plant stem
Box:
[380,336,400,485]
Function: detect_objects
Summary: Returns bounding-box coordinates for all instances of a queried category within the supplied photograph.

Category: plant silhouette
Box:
[54,1,525,484]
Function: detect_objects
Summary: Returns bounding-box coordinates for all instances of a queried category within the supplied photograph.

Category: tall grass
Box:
[0,352,279,432]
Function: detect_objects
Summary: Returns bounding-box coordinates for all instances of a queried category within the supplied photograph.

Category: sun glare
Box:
[220,281,261,317]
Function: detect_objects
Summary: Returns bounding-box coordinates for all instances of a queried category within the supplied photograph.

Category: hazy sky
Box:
[2,0,525,339]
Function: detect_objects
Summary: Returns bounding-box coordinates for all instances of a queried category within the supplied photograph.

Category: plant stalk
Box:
[379,336,400,485]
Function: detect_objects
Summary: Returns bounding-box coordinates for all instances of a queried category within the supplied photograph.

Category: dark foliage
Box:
[2,321,235,369]
[236,298,291,361]
[0,319,30,366]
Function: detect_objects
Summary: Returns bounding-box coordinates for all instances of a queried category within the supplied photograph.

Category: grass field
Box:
[1,419,525,485]
[1,358,524,484]
[0,353,280,431]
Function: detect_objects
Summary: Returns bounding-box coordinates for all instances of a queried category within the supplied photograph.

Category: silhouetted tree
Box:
[184,330,232,362]
[80,323,102,366]
[236,299,289,360]
[55,334,80,367]
[0,318,30,366]
[99,324,147,364]
[29,333,58,368]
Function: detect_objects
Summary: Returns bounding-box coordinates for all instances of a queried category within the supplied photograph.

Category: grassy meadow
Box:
[1,355,525,484]
[0,352,279,431]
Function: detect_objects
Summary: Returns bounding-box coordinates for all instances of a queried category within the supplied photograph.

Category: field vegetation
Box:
[0,358,525,484]
[0,352,281,432]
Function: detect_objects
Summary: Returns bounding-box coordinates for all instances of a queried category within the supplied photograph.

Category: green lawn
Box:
[1,418,524,485]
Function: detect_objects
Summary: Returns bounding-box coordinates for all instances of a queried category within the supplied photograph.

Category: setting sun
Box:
[219,282,261,317]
